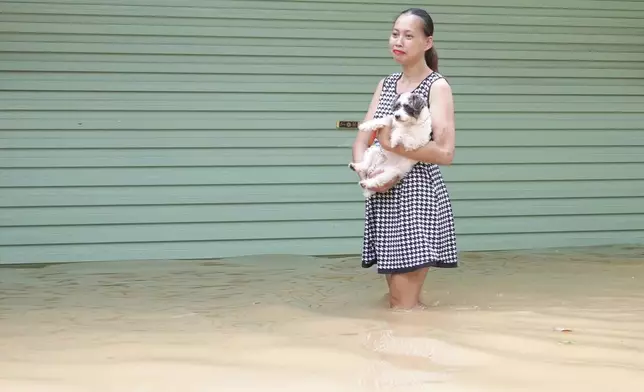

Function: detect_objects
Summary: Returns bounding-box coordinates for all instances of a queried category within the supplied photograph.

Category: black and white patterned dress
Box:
[362,71,459,274]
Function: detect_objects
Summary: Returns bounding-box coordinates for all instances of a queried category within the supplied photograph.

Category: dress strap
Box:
[382,72,402,93]
[418,72,445,106]
[420,72,444,94]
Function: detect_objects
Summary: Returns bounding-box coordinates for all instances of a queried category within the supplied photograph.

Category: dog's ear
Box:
[409,93,427,112]
[391,93,402,110]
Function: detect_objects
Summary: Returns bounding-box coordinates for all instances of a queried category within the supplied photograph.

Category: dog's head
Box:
[391,92,428,124]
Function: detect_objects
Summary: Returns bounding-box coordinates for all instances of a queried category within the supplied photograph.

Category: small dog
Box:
[349,92,432,197]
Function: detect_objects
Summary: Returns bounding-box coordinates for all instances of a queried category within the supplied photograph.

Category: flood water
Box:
[1,245,643,392]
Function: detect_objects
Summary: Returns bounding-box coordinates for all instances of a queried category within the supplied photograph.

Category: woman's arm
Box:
[378,78,456,165]
[352,77,385,179]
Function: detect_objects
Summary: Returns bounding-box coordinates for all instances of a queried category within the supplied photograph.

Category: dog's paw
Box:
[350,162,368,174]
[358,119,387,133]
[358,181,375,197]
[359,178,378,189]
[371,122,388,131]
[362,189,375,198]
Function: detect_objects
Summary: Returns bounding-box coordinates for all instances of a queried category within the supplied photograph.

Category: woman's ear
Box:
[425,36,434,51]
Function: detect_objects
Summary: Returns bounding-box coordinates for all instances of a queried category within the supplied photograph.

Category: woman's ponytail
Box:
[424,46,438,72]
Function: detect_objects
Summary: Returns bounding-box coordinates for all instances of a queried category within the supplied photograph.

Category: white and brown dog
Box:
[349,92,432,198]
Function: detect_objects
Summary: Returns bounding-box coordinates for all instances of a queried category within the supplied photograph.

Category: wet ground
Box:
[1,245,643,391]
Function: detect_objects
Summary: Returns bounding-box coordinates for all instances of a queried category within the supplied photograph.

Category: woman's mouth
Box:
[392,49,405,55]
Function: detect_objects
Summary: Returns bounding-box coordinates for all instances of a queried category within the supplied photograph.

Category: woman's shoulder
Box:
[385,71,403,80]
[427,71,446,85]
[380,72,403,90]
[422,71,450,95]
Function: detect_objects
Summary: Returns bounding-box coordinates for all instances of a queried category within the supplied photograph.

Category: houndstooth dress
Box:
[362,71,459,274]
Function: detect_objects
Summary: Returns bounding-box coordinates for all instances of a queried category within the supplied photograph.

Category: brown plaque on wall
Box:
[336,120,360,129]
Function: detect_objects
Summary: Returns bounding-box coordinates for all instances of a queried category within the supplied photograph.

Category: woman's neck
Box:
[400,61,432,84]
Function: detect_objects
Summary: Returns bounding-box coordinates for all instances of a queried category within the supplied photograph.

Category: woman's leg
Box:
[387,267,429,309]
[382,274,393,303]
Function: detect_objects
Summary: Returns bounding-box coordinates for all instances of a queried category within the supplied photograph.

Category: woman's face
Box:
[389,14,433,65]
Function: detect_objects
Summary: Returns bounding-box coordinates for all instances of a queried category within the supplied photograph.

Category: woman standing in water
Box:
[352,8,458,310]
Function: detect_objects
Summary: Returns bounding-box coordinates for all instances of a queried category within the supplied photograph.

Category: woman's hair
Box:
[397,8,438,72]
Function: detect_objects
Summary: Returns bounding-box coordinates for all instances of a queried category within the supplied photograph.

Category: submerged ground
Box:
[1,245,643,391]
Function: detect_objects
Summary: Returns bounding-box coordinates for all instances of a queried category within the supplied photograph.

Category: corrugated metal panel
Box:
[1,0,643,264]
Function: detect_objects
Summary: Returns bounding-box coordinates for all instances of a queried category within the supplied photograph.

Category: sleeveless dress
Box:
[362,71,459,274]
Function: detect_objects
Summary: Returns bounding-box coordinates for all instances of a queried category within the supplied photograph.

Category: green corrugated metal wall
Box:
[1,0,644,264]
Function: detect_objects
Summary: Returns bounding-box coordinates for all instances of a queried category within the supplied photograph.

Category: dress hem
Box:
[362,259,458,274]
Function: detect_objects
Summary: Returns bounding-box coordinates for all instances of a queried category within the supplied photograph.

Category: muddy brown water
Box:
[1,245,643,391]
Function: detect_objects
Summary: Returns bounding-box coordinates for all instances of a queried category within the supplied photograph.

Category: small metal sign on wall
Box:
[336,120,360,129]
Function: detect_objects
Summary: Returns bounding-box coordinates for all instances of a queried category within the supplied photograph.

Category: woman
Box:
[352,8,458,310]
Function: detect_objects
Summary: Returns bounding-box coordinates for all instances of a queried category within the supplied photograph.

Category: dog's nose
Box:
[394,114,401,120]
